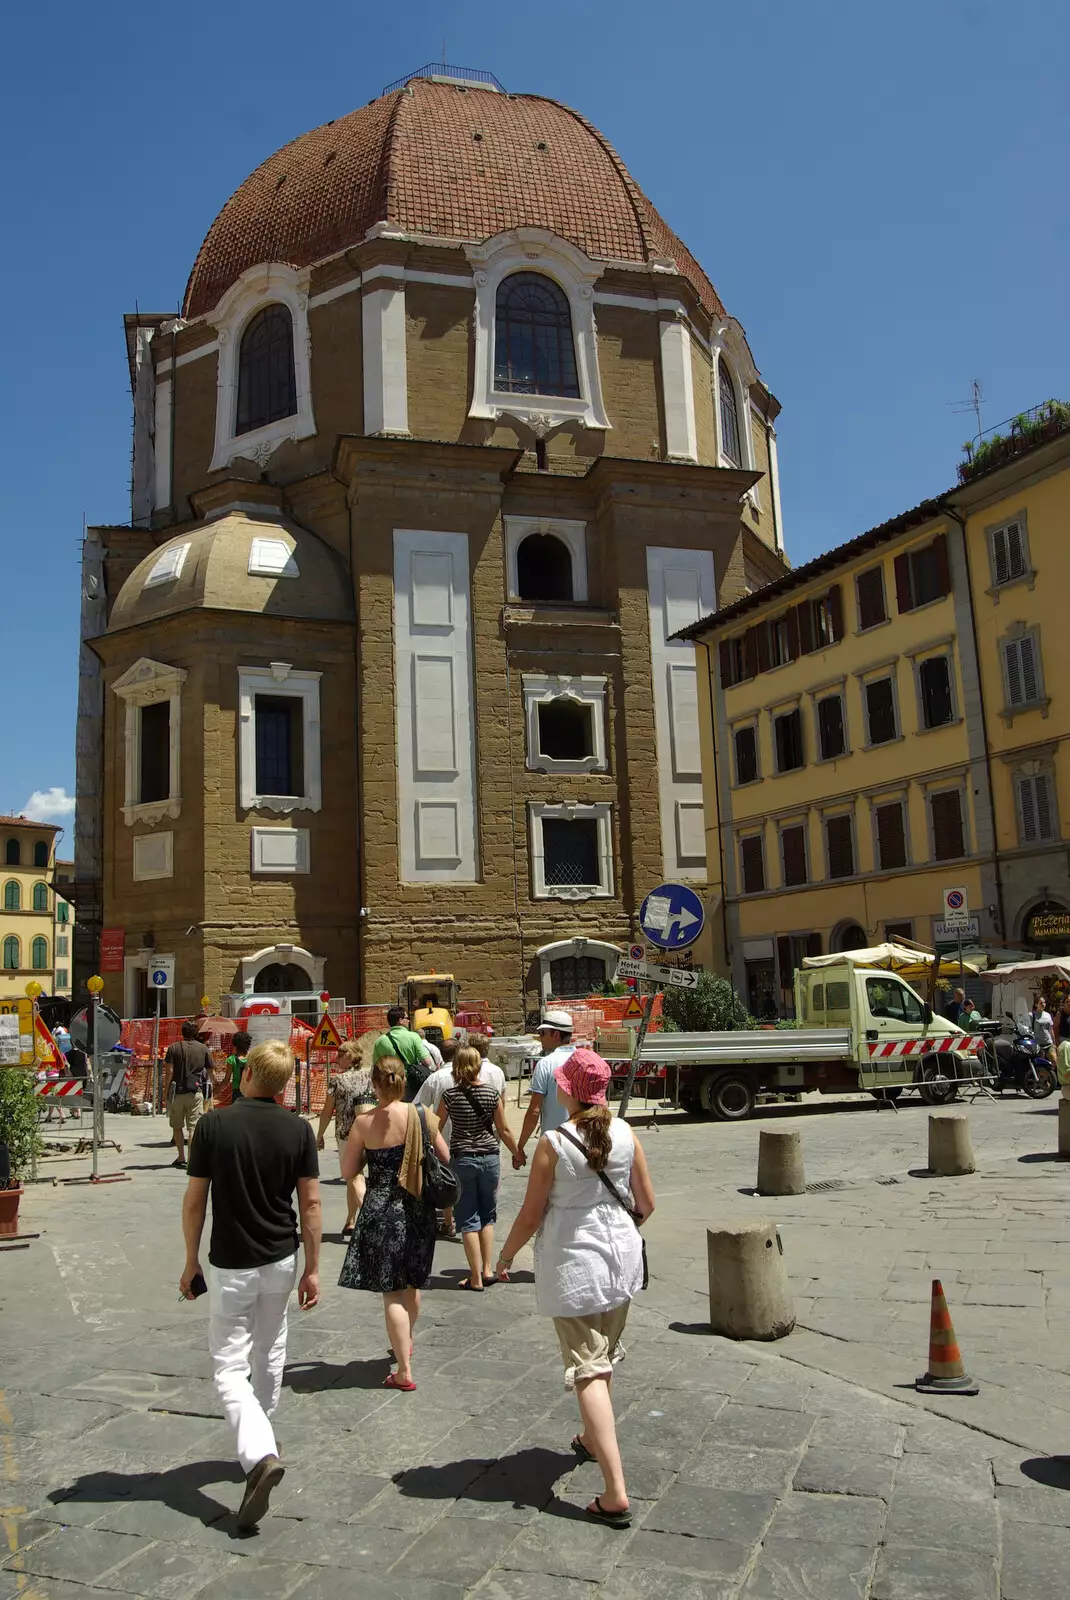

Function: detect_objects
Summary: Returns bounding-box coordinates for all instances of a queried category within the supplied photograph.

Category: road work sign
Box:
[310,1013,343,1050]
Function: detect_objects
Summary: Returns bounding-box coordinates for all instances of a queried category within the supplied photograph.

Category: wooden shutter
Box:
[893,552,913,613]
[797,600,815,654]
[931,790,965,860]
[1004,636,1040,707]
[743,628,758,679]
[931,533,951,598]
[785,607,800,660]
[806,932,823,958]
[740,835,765,894]
[718,639,734,688]
[755,622,771,674]
[827,584,844,641]
[825,814,855,878]
[875,802,907,870]
[1017,774,1054,844]
[734,726,757,785]
[781,824,808,887]
[1005,521,1025,579]
[856,566,886,629]
[776,935,792,993]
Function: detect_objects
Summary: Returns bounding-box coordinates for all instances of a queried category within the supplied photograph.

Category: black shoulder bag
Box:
[415,1105,460,1209]
[557,1126,648,1291]
[457,1082,500,1137]
[389,1030,431,1097]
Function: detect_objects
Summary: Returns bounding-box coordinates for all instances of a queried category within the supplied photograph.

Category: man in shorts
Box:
[165,1020,213,1169]
[514,1010,574,1169]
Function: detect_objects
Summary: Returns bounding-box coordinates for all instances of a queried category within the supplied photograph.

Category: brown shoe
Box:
[236,1453,284,1529]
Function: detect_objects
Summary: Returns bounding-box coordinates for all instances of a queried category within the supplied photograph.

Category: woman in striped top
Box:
[433,1045,522,1291]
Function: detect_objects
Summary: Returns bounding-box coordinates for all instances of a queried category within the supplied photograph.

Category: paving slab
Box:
[740,1536,876,1599]
[870,1543,998,1599]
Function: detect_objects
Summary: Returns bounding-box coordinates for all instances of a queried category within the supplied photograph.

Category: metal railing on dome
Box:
[382,63,505,95]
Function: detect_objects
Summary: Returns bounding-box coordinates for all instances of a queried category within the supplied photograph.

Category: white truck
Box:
[632,962,988,1121]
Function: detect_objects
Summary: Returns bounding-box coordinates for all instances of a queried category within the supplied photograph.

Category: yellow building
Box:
[684,407,1070,1013]
[52,858,75,997]
[0,818,62,1000]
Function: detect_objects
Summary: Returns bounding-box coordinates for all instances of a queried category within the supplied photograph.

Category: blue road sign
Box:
[639,883,705,951]
[151,968,169,987]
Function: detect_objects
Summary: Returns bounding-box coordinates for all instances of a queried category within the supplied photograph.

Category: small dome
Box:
[184,79,723,320]
[107,511,353,632]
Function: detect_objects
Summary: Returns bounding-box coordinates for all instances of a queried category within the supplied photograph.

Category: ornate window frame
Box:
[207,264,315,471]
[237,662,322,814]
[112,657,187,827]
[466,230,610,436]
[535,937,623,1004]
[712,318,759,502]
[528,801,614,901]
[522,673,608,774]
[505,515,588,604]
[239,943,323,994]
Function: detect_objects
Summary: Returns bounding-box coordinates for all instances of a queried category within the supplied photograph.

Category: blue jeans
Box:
[453,1151,500,1234]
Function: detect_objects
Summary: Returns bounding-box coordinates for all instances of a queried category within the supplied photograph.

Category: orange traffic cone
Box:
[916,1279,979,1395]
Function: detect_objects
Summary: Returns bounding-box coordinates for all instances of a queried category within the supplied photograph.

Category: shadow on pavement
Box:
[393,1446,573,1512]
[284,1357,392,1392]
[1017,1153,1067,1164]
[50,1461,245,1537]
[1021,1457,1070,1490]
[667,1321,712,1336]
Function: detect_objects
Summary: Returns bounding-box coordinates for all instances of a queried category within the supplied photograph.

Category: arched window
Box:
[494,273,580,398]
[516,533,574,603]
[833,922,868,954]
[3,881,20,911]
[236,305,297,436]
[33,841,48,868]
[718,359,742,468]
[32,883,48,912]
[253,962,311,993]
[5,838,19,866]
[2,936,18,970]
[31,936,48,971]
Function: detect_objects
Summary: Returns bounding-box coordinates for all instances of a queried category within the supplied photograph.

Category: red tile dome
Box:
[183,79,723,321]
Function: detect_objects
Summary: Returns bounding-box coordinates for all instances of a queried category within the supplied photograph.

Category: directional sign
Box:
[639,883,705,951]
[621,994,645,1023]
[941,886,971,931]
[150,957,175,989]
[310,1012,343,1051]
[614,956,700,990]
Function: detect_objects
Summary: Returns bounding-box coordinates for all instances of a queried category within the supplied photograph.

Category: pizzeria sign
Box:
[1027,912,1070,941]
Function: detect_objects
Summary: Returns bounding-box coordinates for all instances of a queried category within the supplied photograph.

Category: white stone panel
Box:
[646,546,716,881]
[132,831,173,881]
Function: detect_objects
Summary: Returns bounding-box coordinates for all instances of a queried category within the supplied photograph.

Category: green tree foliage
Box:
[661,971,752,1032]
[0,1069,42,1182]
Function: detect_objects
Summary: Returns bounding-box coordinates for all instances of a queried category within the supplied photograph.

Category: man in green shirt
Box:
[372,1008,434,1101]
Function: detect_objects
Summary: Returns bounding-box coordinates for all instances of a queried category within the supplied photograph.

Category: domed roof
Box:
[184,79,723,321]
[107,511,354,633]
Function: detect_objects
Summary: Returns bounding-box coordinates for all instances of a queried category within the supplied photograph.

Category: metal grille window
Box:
[740,834,766,894]
[1003,633,1042,708]
[780,824,808,887]
[930,790,965,860]
[919,656,954,729]
[865,677,898,745]
[542,819,600,887]
[494,273,579,397]
[549,955,608,998]
[990,519,1027,586]
[139,700,171,805]
[774,708,804,772]
[825,814,855,879]
[856,565,887,630]
[254,695,304,798]
[875,801,907,870]
[734,725,759,784]
[817,693,846,760]
[236,305,297,435]
[718,361,742,466]
[1016,773,1056,844]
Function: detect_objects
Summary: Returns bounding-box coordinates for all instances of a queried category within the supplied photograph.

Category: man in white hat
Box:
[514,1009,574,1169]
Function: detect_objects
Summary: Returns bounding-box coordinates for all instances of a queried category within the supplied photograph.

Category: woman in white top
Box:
[496,1047,654,1528]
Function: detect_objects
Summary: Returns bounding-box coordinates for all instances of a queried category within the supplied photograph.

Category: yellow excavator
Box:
[399,973,460,1047]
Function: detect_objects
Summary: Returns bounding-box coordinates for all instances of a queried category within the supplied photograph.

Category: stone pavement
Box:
[0,1093,1068,1598]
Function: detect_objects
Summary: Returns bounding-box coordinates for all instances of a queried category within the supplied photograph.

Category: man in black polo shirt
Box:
[180,1040,321,1529]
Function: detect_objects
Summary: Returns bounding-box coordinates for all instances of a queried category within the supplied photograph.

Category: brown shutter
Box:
[785,607,800,660]
[755,623,771,674]
[856,566,887,629]
[931,791,965,860]
[781,824,807,887]
[894,552,913,613]
[875,802,907,870]
[806,932,823,958]
[718,639,734,688]
[743,628,758,679]
[797,600,815,654]
[776,935,792,993]
[825,814,855,879]
[828,584,844,641]
[740,835,765,894]
[932,532,951,598]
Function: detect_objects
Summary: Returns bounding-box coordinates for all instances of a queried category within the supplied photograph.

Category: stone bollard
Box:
[707,1219,795,1340]
[928,1111,976,1177]
[1058,1098,1070,1158]
[756,1127,806,1196]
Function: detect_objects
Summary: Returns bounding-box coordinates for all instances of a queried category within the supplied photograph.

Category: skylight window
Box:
[249,537,299,578]
[144,543,190,588]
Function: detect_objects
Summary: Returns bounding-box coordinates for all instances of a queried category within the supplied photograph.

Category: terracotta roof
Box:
[184,81,724,319]
[0,816,60,831]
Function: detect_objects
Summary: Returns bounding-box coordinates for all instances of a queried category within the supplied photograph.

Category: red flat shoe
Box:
[383,1372,416,1391]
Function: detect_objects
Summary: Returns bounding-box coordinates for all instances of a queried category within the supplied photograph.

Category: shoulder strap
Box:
[414,1102,431,1151]
[458,1081,498,1134]
[556,1126,638,1223]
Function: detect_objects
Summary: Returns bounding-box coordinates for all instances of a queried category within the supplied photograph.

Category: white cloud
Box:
[22,787,76,822]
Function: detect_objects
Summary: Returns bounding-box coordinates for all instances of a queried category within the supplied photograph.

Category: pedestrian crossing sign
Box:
[310,1013,342,1050]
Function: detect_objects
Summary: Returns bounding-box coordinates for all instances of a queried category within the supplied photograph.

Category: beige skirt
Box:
[552,1302,630,1389]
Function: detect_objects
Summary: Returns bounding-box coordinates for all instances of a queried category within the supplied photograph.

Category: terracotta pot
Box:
[0,1185,23,1237]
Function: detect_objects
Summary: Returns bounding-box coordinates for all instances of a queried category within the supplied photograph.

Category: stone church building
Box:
[76,65,788,1025]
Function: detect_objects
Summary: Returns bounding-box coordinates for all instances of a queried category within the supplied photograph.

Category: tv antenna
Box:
[950,378,984,442]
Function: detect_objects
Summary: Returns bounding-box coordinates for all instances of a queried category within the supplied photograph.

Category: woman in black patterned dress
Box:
[338,1055,449,1389]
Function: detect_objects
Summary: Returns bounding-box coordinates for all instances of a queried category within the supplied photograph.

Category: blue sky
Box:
[2,0,1067,827]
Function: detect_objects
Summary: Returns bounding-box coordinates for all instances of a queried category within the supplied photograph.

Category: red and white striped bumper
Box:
[865,1035,985,1060]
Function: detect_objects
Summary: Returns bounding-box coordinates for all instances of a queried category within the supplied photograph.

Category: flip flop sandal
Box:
[458,1278,484,1292]
[571,1435,596,1465]
[586,1496,631,1527]
[383,1373,417,1391]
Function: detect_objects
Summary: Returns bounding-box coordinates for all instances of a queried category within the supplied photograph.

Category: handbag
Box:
[557,1126,648,1291]
[416,1105,461,1209]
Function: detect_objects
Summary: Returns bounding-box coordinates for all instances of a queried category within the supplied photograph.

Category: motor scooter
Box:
[979,1015,1057,1098]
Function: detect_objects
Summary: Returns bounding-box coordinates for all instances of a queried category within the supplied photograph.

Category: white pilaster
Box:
[659,317,698,463]
[362,286,410,435]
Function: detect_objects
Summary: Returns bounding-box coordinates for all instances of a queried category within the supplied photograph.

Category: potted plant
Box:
[0,1069,42,1236]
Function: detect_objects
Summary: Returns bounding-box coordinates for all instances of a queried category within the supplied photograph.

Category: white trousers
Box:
[209,1253,298,1473]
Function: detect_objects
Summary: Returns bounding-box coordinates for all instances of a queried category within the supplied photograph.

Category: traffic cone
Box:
[915,1279,979,1395]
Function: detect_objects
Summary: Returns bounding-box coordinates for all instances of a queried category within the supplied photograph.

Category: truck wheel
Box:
[678,1083,704,1115]
[703,1073,755,1121]
[918,1058,955,1106]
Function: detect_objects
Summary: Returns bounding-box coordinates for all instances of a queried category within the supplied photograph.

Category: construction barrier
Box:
[34,1077,84,1099]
